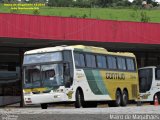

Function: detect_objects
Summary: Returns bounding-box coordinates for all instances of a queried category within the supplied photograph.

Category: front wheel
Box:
[75,90,84,108]
[41,103,48,109]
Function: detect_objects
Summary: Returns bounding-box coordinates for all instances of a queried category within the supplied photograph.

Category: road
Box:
[0,105,160,120]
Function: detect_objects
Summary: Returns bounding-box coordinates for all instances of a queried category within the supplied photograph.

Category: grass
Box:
[0,3,160,23]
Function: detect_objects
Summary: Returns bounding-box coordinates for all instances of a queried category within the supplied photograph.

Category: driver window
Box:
[156,68,160,80]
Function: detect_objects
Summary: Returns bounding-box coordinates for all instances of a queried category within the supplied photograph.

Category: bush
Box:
[70,14,77,18]
[10,9,19,14]
[33,9,40,15]
[81,14,87,18]
[140,11,150,22]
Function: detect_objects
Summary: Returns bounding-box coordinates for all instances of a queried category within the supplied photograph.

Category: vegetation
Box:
[0,0,160,23]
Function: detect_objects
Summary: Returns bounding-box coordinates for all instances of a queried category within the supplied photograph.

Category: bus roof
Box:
[71,45,135,57]
[24,45,135,57]
[24,45,73,55]
[139,66,157,70]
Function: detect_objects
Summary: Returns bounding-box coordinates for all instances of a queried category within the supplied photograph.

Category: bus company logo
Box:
[106,73,125,80]
[66,91,74,99]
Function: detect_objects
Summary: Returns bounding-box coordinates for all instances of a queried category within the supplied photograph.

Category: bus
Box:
[23,45,139,109]
[139,66,160,104]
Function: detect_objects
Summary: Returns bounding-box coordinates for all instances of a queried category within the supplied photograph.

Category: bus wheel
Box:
[75,90,84,108]
[108,90,121,107]
[41,103,48,109]
[121,90,128,106]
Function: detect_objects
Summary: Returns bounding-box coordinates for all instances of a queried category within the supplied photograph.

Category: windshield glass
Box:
[24,63,64,88]
[138,68,153,93]
[24,65,41,88]
[23,52,62,65]
[41,64,64,87]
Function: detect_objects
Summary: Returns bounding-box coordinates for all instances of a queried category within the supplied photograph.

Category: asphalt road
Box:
[0,105,160,120]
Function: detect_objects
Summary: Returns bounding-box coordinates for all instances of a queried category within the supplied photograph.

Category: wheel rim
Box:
[123,93,127,104]
[116,91,121,105]
[78,92,82,107]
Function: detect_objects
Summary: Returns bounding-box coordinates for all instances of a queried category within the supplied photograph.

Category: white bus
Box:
[139,66,160,104]
[23,45,139,109]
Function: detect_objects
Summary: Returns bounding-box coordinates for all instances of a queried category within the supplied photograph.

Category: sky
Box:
[128,0,160,2]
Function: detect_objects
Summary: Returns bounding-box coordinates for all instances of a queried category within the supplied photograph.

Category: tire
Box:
[75,90,84,108]
[121,90,128,106]
[108,90,121,107]
[41,103,48,109]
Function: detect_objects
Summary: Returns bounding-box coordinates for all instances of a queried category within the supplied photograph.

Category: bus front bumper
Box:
[24,93,68,105]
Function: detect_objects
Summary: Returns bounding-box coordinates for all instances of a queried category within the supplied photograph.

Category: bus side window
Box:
[86,54,96,68]
[126,58,135,71]
[107,56,117,70]
[96,55,107,69]
[74,53,80,67]
[155,68,160,80]
[117,57,126,70]
[74,53,85,67]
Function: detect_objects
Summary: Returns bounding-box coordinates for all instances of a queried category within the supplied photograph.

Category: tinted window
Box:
[86,54,96,68]
[24,52,62,65]
[126,58,135,71]
[63,51,72,62]
[63,51,73,80]
[139,68,153,93]
[107,56,117,69]
[96,55,107,68]
[74,53,85,67]
[155,68,160,80]
[117,57,126,70]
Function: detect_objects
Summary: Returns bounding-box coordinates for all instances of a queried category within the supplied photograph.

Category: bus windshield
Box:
[24,63,64,88]
[23,52,62,65]
[138,68,153,93]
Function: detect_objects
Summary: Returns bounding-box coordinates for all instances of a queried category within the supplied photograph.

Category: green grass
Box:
[1,3,160,23]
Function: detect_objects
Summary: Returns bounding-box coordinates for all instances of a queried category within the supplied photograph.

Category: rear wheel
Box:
[108,90,121,107]
[75,90,84,108]
[41,103,48,109]
[121,90,128,106]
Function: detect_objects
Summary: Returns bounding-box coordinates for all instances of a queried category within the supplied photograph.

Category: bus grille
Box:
[132,84,138,98]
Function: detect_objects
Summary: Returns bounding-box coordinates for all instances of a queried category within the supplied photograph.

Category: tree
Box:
[48,0,57,6]
[132,0,142,6]
[48,0,73,7]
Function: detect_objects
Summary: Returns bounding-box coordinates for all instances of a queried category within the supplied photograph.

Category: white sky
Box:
[128,0,160,2]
